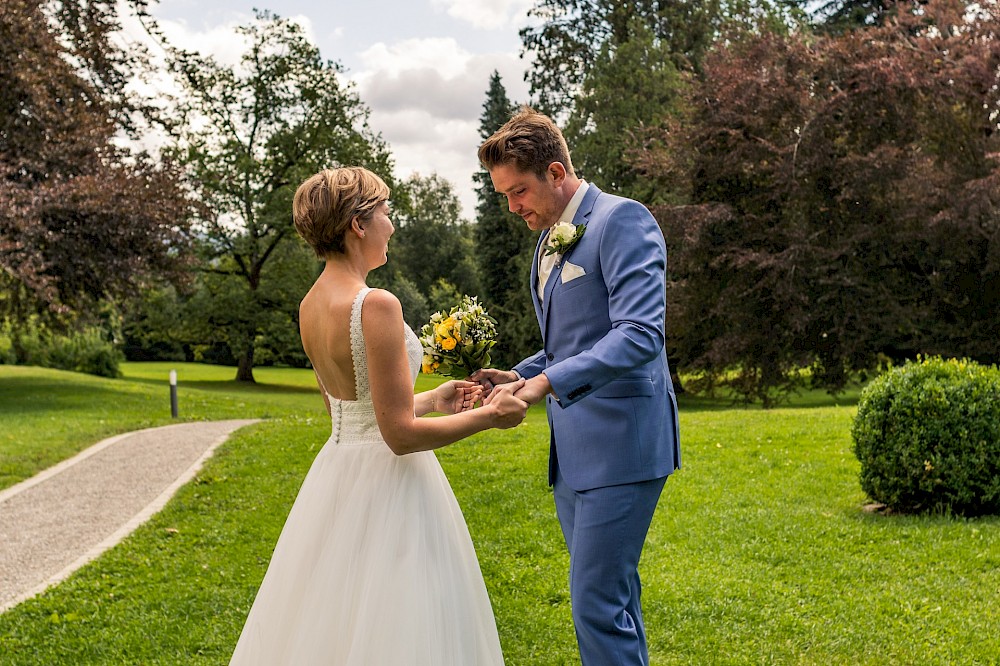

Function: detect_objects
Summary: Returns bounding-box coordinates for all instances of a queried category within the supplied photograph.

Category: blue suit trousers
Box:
[553,467,667,666]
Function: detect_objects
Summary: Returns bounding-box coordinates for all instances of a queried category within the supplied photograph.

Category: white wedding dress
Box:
[230,287,505,665]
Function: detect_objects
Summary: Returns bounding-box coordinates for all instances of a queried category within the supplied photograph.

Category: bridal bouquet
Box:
[419,296,498,378]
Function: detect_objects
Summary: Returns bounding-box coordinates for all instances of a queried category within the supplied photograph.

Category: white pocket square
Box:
[561,261,587,283]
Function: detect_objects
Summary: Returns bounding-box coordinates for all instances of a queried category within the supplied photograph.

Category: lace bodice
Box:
[329,287,422,446]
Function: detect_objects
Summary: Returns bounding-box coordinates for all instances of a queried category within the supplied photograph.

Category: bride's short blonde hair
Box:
[293,167,390,257]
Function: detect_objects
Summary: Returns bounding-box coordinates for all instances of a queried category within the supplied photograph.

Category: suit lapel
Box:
[540,249,559,340]
[530,229,545,331]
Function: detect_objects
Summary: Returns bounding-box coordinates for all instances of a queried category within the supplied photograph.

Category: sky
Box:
[120,0,537,218]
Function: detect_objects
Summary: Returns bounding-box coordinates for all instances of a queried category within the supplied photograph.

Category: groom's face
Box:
[489,163,562,232]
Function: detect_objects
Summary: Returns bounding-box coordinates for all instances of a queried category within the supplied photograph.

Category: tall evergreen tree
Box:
[475,72,518,307]
[565,19,685,205]
[473,72,540,369]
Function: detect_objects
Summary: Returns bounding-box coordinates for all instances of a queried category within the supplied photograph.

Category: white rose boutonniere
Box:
[544,221,586,256]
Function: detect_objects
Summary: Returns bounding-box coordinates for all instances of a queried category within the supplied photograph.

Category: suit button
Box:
[546,353,554,361]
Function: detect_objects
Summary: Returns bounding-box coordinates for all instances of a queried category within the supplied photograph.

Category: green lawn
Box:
[1,362,340,491]
[0,364,997,664]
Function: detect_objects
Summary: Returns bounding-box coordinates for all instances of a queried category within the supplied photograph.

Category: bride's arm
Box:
[364,290,526,455]
[412,390,435,416]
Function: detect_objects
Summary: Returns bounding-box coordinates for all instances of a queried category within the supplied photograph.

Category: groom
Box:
[473,107,680,666]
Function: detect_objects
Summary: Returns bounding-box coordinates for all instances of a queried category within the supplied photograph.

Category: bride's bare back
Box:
[298,275,363,402]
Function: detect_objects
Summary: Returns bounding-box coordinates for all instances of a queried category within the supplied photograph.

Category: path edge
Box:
[0,419,261,614]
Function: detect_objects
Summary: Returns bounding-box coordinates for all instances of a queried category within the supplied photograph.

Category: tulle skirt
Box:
[230,435,504,665]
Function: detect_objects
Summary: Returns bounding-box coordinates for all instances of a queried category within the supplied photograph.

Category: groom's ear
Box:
[547,162,567,186]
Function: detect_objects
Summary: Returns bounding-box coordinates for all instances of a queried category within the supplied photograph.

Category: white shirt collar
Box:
[555,180,589,227]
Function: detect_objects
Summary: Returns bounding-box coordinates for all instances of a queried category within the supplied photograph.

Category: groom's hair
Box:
[293,167,390,258]
[478,106,576,180]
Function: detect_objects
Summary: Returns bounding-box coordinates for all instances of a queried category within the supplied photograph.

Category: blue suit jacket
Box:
[513,185,680,492]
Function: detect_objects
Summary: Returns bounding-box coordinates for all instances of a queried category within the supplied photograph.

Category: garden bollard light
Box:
[169,369,178,418]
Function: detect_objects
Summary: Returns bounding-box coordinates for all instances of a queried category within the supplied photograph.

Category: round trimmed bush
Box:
[851,357,1000,516]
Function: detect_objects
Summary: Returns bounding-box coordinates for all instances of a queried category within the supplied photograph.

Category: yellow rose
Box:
[441,337,457,351]
[436,319,454,338]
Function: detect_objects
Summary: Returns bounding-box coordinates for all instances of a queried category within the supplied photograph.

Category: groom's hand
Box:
[513,373,552,406]
[469,368,519,400]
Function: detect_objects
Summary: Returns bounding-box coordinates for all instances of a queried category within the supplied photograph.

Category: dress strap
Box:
[349,287,374,401]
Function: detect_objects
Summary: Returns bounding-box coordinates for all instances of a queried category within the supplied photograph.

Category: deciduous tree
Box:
[810,0,896,32]
[0,0,192,321]
[389,173,479,299]
[164,10,391,382]
[640,0,1000,404]
[520,0,802,115]
[520,0,722,115]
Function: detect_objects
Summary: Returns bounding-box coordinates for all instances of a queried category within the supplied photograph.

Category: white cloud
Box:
[351,38,530,218]
[356,38,471,79]
[156,12,319,69]
[430,0,534,30]
[156,20,250,65]
[116,2,533,219]
[376,109,480,187]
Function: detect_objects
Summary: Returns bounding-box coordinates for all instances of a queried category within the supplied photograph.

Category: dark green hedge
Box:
[0,324,122,378]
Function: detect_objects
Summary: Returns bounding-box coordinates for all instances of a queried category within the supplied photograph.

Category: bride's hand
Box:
[487,379,528,429]
[433,380,484,414]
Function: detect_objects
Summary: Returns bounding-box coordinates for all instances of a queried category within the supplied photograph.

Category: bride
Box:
[229,167,526,665]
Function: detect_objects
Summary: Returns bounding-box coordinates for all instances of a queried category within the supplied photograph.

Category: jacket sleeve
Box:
[513,349,547,379]
[544,199,666,408]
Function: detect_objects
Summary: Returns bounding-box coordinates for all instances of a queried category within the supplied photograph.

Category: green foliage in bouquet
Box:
[851,356,1000,516]
[419,296,498,379]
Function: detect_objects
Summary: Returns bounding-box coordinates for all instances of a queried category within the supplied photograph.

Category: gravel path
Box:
[0,419,259,613]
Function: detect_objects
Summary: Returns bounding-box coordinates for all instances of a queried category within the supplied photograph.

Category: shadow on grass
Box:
[676,385,863,412]
[0,377,139,414]
[122,375,319,396]
[849,505,1000,528]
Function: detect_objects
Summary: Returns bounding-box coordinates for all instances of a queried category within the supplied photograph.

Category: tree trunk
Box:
[236,339,256,383]
[671,369,685,394]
